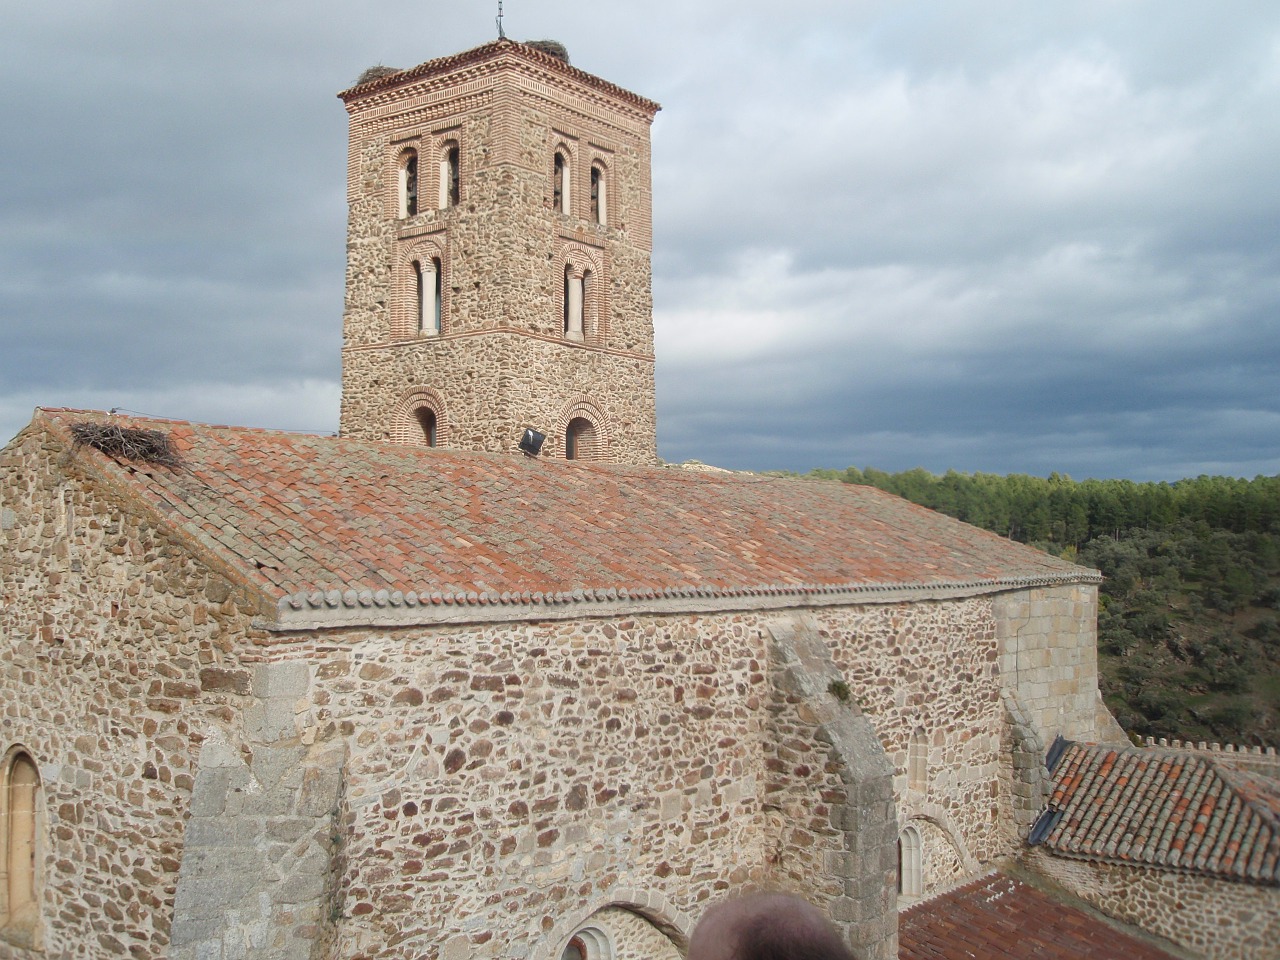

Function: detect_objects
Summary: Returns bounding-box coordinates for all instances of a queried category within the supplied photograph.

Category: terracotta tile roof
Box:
[32,409,1097,629]
[1037,741,1280,885]
[899,872,1182,960]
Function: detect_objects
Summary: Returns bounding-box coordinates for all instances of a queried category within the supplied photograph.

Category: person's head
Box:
[686,892,854,960]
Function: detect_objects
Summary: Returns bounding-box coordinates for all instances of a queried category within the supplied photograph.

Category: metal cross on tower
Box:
[496,1,506,39]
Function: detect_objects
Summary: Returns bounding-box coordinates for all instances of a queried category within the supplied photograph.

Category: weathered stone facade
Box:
[337,41,659,464]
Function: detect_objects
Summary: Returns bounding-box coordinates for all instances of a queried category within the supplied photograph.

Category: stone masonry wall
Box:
[994,585,1100,744]
[818,598,1016,883]
[1024,848,1280,960]
[0,426,269,959]
[262,614,773,960]
[246,594,1022,959]
[339,48,658,463]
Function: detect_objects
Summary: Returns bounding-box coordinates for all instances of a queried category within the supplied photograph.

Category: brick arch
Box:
[555,242,609,343]
[388,386,450,447]
[433,133,462,209]
[391,143,420,219]
[587,154,611,225]
[530,888,692,960]
[392,237,448,340]
[553,396,612,462]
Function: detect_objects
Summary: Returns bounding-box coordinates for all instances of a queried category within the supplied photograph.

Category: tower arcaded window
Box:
[554,151,569,213]
[590,162,606,224]
[440,143,460,208]
[399,149,419,217]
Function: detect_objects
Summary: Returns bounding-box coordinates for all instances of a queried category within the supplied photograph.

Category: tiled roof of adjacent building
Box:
[28,409,1098,629]
[899,872,1183,960]
[1035,741,1280,885]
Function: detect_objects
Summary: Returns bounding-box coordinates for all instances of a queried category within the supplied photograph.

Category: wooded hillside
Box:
[814,468,1280,748]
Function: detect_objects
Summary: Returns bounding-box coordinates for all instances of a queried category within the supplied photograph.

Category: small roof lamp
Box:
[519,427,546,457]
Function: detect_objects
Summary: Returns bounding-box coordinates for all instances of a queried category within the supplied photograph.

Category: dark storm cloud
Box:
[2,1,1278,480]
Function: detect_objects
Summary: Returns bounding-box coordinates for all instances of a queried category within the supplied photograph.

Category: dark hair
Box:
[733,911,854,960]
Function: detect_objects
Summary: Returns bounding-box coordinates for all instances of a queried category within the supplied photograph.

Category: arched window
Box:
[553,151,570,214]
[414,258,442,335]
[560,926,612,960]
[908,727,928,792]
[1,750,41,939]
[399,149,419,217]
[590,163,606,224]
[565,417,595,461]
[440,143,460,209]
[898,825,922,897]
[415,407,438,447]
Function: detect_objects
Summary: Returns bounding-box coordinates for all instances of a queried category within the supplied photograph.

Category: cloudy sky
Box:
[3,1,1278,480]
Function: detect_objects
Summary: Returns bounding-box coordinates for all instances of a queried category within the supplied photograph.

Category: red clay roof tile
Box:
[34,409,1098,627]
[900,873,1182,960]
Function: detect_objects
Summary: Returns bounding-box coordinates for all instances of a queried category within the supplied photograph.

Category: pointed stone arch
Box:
[388,386,450,447]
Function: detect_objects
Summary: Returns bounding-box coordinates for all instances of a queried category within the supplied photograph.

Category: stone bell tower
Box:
[337,39,660,464]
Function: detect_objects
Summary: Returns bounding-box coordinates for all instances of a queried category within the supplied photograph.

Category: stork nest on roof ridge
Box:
[70,422,181,468]
[355,64,401,85]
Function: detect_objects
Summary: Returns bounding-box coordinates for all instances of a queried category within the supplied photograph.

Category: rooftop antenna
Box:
[496,1,506,39]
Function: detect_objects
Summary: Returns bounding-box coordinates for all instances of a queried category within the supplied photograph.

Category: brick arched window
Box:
[440,142,460,209]
[1,749,42,944]
[399,148,419,218]
[553,150,570,214]
[390,387,450,447]
[590,162,607,225]
[565,417,596,461]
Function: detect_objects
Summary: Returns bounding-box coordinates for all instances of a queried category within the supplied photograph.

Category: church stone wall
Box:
[1024,848,1280,960]
[0,427,268,960]
[994,585,1100,744]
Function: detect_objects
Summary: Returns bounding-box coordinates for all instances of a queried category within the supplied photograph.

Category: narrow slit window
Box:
[898,826,922,897]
